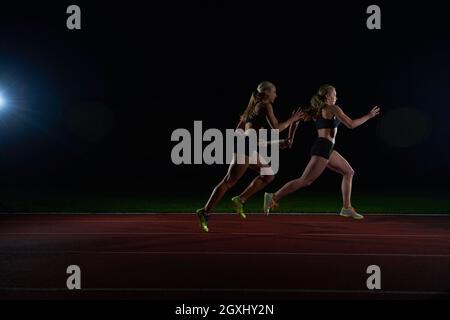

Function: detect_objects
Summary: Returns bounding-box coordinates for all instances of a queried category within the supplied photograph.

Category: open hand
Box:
[368,106,380,119]
[291,108,304,122]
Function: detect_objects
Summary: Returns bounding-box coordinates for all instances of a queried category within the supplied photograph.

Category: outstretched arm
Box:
[265,103,304,132]
[258,118,300,150]
[329,105,380,129]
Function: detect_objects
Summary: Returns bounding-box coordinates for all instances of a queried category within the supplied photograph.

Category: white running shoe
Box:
[264,193,277,215]
[340,207,364,220]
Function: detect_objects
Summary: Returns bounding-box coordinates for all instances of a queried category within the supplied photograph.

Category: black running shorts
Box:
[310,137,335,160]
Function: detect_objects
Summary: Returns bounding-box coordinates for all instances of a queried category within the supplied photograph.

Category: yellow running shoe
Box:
[231,196,246,219]
[340,207,364,220]
[196,208,209,232]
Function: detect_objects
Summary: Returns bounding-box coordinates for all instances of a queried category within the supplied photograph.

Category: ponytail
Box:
[304,84,336,119]
[241,82,275,121]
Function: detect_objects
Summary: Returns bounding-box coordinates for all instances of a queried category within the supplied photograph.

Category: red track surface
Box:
[0,214,449,300]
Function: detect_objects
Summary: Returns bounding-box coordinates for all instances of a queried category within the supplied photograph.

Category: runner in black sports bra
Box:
[264,84,380,220]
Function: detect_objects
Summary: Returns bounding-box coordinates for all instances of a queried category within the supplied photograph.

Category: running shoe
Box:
[231,196,246,219]
[340,207,364,220]
[196,208,209,232]
[263,192,278,215]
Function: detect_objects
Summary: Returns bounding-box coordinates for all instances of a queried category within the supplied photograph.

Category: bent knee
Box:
[261,174,275,184]
[344,168,355,178]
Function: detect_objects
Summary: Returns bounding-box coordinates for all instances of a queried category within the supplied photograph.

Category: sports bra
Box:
[245,103,268,128]
[315,115,341,129]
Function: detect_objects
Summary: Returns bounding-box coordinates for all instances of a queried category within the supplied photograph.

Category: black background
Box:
[0,1,449,195]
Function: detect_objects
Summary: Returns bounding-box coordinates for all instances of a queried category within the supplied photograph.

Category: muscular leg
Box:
[204,154,249,213]
[273,156,329,203]
[239,156,275,202]
[327,151,355,209]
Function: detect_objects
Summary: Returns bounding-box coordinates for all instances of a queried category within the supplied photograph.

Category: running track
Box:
[0,213,449,300]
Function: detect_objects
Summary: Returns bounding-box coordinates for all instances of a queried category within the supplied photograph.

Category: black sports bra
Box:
[246,114,267,127]
[245,103,268,128]
[315,116,341,129]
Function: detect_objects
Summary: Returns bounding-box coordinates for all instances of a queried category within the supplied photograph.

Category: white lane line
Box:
[0,251,449,258]
[0,232,449,238]
[0,287,447,295]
